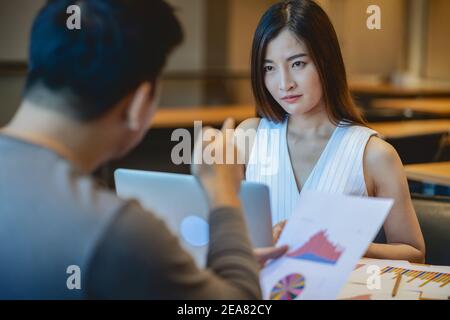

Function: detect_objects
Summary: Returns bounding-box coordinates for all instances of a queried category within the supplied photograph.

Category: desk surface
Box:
[372,98,450,116]
[404,162,450,187]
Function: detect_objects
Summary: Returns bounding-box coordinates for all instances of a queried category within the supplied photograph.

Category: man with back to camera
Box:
[0,0,287,299]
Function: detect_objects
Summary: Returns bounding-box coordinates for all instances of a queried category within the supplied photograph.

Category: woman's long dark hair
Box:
[251,0,366,126]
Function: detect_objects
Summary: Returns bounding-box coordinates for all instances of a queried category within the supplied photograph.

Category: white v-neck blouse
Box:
[245,117,378,225]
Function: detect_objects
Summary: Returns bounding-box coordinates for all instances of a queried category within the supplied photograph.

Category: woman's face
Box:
[264,29,324,117]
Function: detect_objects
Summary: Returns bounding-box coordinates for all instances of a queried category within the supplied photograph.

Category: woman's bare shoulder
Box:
[365,136,401,168]
[364,136,405,191]
[363,136,404,195]
[236,118,261,131]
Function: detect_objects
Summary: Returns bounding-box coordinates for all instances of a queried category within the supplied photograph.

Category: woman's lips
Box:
[281,95,302,104]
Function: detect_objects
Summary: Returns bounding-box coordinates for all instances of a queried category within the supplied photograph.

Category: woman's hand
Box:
[254,245,289,268]
[272,220,287,244]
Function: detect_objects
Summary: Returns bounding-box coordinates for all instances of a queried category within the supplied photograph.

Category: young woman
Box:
[237,0,425,263]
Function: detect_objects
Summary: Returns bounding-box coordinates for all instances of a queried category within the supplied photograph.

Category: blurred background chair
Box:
[435,133,450,162]
[386,133,446,165]
[374,194,450,266]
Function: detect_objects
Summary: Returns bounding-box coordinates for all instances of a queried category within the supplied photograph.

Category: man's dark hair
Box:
[24,0,183,121]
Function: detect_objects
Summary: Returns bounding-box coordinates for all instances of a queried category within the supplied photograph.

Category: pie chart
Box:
[270,273,306,300]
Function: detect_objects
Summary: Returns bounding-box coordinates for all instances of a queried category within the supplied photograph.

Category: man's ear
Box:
[126,82,155,131]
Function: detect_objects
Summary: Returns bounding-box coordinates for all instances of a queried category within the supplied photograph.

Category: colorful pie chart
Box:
[270,273,306,300]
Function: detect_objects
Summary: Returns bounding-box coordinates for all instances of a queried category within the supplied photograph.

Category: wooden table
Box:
[404,162,450,187]
[151,104,256,129]
[349,81,450,98]
[151,106,450,139]
[370,120,450,139]
[372,98,450,117]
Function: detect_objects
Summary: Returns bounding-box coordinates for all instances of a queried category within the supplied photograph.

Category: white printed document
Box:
[260,191,394,300]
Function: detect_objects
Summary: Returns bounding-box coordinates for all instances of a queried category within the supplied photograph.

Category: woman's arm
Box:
[364,137,426,263]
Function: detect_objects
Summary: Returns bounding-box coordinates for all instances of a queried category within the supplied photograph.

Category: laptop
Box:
[114,169,273,268]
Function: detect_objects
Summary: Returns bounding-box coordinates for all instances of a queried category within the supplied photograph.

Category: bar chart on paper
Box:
[381,266,450,289]
[340,259,450,300]
[286,230,345,265]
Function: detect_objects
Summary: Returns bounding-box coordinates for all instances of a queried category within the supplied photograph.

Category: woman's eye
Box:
[264,66,274,73]
[293,61,306,68]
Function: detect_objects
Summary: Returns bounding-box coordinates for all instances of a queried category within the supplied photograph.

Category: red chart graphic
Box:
[287,230,344,265]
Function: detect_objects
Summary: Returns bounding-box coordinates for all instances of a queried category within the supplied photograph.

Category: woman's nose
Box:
[279,73,296,92]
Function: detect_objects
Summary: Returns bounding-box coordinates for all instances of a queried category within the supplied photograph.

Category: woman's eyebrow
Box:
[287,53,307,61]
[264,53,307,63]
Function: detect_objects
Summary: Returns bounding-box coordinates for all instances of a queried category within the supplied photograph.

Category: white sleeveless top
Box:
[245,117,378,225]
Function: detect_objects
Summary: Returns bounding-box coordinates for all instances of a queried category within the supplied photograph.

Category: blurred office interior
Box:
[1,0,449,198]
